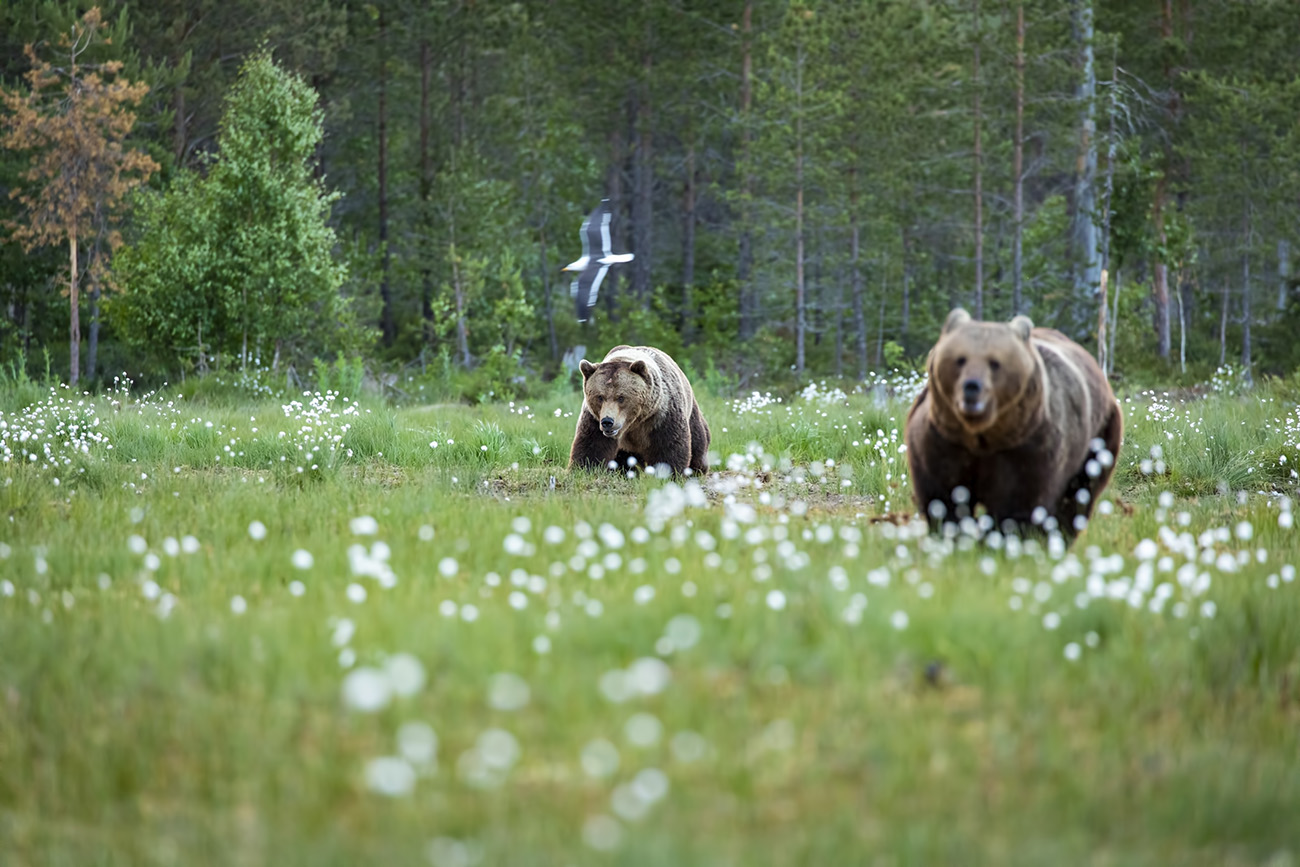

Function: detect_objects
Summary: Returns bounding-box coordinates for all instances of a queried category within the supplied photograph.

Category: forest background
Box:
[2,0,1299,400]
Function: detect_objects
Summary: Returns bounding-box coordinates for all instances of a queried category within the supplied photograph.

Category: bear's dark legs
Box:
[687,401,710,474]
[1055,406,1124,537]
[568,411,619,470]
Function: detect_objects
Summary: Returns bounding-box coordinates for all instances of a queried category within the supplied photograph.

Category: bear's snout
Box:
[600,416,620,436]
[960,378,987,415]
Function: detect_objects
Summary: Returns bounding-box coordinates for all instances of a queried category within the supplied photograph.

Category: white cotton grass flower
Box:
[625,657,672,696]
[365,756,416,797]
[181,535,200,553]
[384,653,427,697]
[342,667,392,712]
[427,838,483,867]
[162,536,180,557]
[291,549,314,570]
[439,557,459,577]
[487,673,530,711]
[663,614,701,652]
[346,583,367,603]
[580,738,621,779]
[248,521,267,541]
[890,610,909,630]
[289,580,306,597]
[397,721,438,767]
[582,814,623,852]
[625,712,663,748]
[331,618,356,647]
[766,589,787,611]
[230,595,248,615]
[350,515,379,535]
[128,534,147,555]
[670,731,709,763]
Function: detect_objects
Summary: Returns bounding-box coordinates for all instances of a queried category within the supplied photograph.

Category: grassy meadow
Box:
[2,373,1300,866]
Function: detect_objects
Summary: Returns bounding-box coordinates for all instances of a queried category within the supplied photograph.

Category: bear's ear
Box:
[1009,316,1034,341]
[942,308,972,334]
[579,360,598,380]
[629,359,650,381]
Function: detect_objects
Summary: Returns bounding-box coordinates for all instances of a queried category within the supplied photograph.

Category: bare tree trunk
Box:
[850,168,867,380]
[1279,239,1291,312]
[377,9,394,347]
[633,26,653,307]
[1108,269,1121,375]
[794,39,806,377]
[1013,3,1025,315]
[901,226,912,344]
[540,226,557,361]
[450,216,470,368]
[68,228,79,386]
[604,121,625,321]
[1241,204,1252,383]
[834,278,844,379]
[1218,280,1229,367]
[972,0,984,320]
[1096,269,1109,372]
[1151,0,1174,358]
[681,141,696,345]
[420,37,435,344]
[737,0,755,341]
[1097,42,1119,372]
[875,271,887,367]
[1072,0,1101,299]
[86,285,100,382]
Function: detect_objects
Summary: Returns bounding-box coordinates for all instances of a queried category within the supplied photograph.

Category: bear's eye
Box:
[617,396,625,404]
[955,356,967,367]
[989,359,1001,372]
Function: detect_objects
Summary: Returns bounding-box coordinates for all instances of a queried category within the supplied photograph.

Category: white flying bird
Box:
[563,199,634,322]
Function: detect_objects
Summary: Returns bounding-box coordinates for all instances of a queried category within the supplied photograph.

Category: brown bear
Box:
[904,309,1122,539]
[569,345,710,475]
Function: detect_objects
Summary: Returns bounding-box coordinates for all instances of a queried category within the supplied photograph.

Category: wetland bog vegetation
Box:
[2,373,1299,865]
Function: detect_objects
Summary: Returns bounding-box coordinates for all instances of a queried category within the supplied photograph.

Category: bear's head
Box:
[928,308,1039,435]
[579,358,654,438]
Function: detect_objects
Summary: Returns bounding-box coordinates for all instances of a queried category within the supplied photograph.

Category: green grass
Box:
[2,381,1299,865]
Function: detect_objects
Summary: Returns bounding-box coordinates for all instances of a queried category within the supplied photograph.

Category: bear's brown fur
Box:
[904,308,1122,538]
[569,345,710,475]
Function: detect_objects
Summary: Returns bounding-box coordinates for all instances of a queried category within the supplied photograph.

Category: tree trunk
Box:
[1096,269,1108,371]
[450,220,469,368]
[68,228,79,386]
[833,276,844,379]
[875,272,887,367]
[377,9,394,347]
[794,39,806,377]
[737,0,755,341]
[633,27,653,307]
[850,168,867,380]
[540,226,557,361]
[1108,269,1121,375]
[1241,204,1252,383]
[1097,42,1119,372]
[681,141,696,345]
[1151,0,1175,358]
[604,121,625,321]
[86,285,100,382]
[972,0,984,320]
[1013,3,1025,315]
[420,37,435,344]
[1278,239,1291,312]
[1218,280,1229,367]
[901,226,912,345]
[1071,0,1101,299]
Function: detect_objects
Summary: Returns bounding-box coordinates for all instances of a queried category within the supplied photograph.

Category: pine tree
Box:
[1,6,158,385]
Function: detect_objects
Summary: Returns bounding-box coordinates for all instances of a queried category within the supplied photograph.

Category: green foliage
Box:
[312,353,365,400]
[112,51,350,373]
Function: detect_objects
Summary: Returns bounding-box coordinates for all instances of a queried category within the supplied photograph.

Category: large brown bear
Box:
[904,309,1122,539]
[569,345,710,475]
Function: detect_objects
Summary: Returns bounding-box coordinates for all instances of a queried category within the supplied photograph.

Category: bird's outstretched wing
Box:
[574,264,611,323]
[581,200,608,262]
